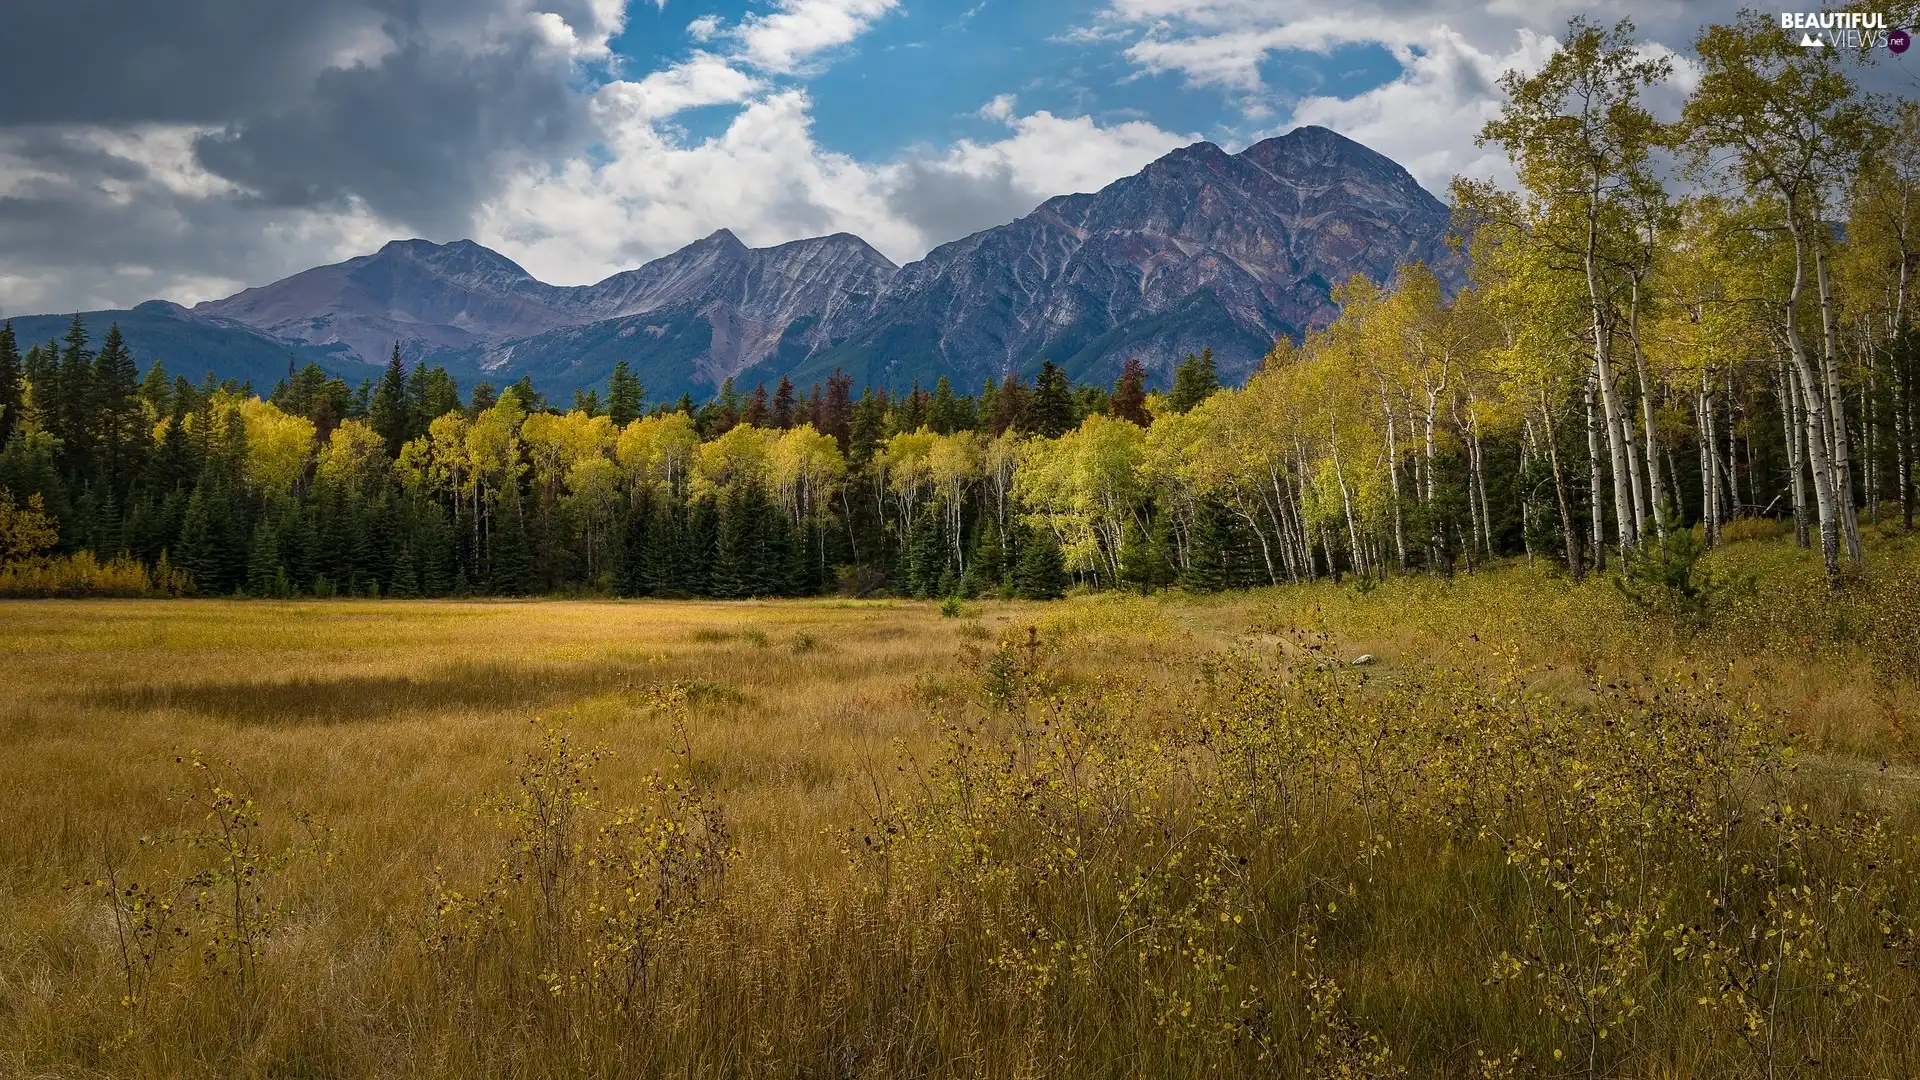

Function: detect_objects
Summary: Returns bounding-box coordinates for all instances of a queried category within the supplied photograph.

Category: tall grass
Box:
[1,536,1915,1077]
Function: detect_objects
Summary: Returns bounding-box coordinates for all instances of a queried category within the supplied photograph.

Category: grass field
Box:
[3,533,1918,1077]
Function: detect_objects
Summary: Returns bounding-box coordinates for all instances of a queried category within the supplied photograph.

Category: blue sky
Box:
[6,0,1898,313]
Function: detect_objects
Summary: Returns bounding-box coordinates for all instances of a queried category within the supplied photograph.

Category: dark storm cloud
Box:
[0,0,602,313]
[0,0,375,126]
[192,34,592,236]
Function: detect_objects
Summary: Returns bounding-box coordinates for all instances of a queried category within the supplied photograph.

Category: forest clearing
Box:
[3,526,1917,1078]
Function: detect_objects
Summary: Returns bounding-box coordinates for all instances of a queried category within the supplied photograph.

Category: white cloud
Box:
[932,104,1198,201]
[1287,27,1556,191]
[729,0,900,75]
[1091,0,1720,194]
[978,94,1018,122]
[598,52,764,121]
[474,89,1197,286]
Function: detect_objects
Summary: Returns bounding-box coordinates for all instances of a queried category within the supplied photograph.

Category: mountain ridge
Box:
[12,126,1462,400]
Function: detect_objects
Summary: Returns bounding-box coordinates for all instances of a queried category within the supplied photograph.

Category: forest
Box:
[1,17,1916,604]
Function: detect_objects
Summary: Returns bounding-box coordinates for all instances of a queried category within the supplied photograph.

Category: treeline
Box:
[0,13,1913,600]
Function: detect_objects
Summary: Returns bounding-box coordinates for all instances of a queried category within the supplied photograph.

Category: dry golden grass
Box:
[2,535,1915,1078]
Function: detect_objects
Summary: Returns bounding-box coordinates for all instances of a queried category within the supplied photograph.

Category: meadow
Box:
[3,528,1918,1078]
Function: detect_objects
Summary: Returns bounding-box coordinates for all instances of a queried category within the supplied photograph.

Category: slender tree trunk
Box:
[1700,384,1720,546]
[1381,385,1407,570]
[1585,197,1637,554]
[1784,222,1843,584]
[1778,360,1810,547]
[1813,244,1864,560]
[1629,278,1666,538]
[1540,394,1584,583]
[1586,379,1607,573]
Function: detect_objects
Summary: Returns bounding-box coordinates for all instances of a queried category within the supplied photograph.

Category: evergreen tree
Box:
[771,376,796,429]
[1109,358,1152,427]
[469,382,499,414]
[990,374,1030,436]
[55,316,95,479]
[139,358,172,417]
[388,541,421,598]
[246,519,286,598]
[823,371,854,449]
[929,375,961,434]
[370,344,410,457]
[91,324,144,495]
[742,383,771,427]
[850,388,887,465]
[607,361,644,426]
[489,492,535,595]
[1012,527,1069,600]
[1030,360,1074,438]
[0,320,22,448]
[572,388,601,417]
[1168,348,1220,412]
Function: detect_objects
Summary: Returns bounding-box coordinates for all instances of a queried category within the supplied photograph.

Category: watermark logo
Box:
[1779,11,1908,49]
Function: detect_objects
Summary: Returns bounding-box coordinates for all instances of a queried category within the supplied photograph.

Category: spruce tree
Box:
[1168,348,1220,412]
[1109,358,1152,427]
[1030,360,1074,438]
[929,375,960,434]
[92,324,144,495]
[370,343,410,457]
[771,376,796,429]
[489,492,535,595]
[607,361,644,426]
[139,358,172,417]
[389,542,421,598]
[1012,527,1069,600]
[246,520,285,597]
[0,320,21,448]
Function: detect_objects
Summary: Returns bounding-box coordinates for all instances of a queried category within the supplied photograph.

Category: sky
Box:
[0,0,1907,315]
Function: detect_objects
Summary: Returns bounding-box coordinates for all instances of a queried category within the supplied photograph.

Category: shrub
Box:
[0,552,190,598]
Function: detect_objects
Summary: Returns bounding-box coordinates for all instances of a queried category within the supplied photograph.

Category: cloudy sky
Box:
[0,0,1896,315]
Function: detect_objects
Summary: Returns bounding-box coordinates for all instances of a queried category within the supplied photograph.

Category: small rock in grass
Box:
[1351,654,1375,666]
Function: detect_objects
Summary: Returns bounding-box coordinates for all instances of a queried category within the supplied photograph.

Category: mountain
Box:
[1,301,381,390]
[454,230,898,400]
[194,238,582,367]
[793,126,1461,390]
[12,126,1461,399]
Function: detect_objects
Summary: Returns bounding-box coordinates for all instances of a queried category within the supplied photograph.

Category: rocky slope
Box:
[49,126,1459,398]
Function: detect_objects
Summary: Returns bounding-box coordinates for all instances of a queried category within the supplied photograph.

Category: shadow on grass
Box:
[86,659,665,726]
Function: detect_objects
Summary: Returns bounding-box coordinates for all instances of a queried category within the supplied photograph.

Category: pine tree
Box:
[1183,499,1230,592]
[742,383,771,427]
[370,343,410,457]
[246,520,286,597]
[771,376,796,429]
[489,492,535,596]
[1109,358,1152,427]
[929,375,960,434]
[388,542,421,598]
[1012,527,1069,600]
[139,358,172,417]
[607,361,644,426]
[0,320,22,448]
[992,375,1031,436]
[55,316,95,480]
[92,324,144,495]
[1168,348,1220,412]
[1030,360,1074,438]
